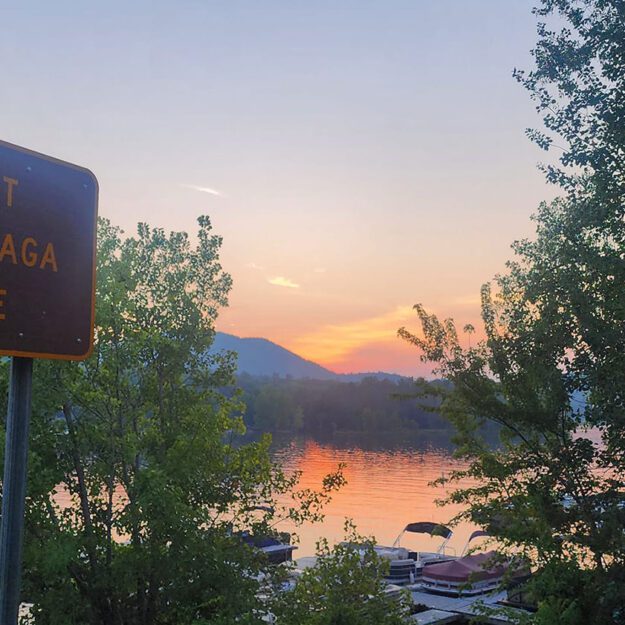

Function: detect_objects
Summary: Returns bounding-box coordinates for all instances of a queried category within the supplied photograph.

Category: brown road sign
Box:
[0,140,98,360]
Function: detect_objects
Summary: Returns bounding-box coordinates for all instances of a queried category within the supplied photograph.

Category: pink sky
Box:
[2,2,553,376]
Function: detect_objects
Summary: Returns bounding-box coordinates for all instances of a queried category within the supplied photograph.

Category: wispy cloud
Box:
[451,294,481,307]
[246,262,265,271]
[181,183,225,197]
[268,276,300,289]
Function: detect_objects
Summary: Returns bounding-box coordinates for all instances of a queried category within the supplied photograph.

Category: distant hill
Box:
[212,332,336,379]
[211,332,408,382]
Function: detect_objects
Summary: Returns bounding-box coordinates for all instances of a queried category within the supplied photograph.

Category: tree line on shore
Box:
[235,374,454,435]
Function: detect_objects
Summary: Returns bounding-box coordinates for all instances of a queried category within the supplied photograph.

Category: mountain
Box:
[211,332,336,379]
[211,332,407,382]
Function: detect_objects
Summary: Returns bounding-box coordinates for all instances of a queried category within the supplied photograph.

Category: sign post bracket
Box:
[0,356,34,625]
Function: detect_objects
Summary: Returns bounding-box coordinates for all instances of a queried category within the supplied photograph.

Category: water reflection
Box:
[52,433,479,559]
[271,435,477,558]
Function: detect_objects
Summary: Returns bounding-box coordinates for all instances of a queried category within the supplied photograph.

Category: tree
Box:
[271,522,410,625]
[462,324,475,349]
[400,1,625,623]
[254,385,297,431]
[6,217,344,625]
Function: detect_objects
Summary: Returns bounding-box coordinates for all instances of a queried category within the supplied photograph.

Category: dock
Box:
[410,609,458,624]
[407,588,526,624]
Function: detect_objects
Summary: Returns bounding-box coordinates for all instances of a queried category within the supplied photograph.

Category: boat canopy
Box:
[467,530,489,543]
[459,529,491,556]
[423,551,505,583]
[403,522,453,539]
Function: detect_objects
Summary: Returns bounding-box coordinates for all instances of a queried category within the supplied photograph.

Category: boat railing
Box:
[414,544,456,562]
[459,529,490,557]
[440,545,456,557]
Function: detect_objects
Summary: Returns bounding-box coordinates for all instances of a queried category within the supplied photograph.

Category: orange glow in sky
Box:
[2,2,552,375]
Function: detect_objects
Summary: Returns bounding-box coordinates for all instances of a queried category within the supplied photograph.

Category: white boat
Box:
[420,530,527,596]
[372,522,457,585]
[420,551,506,596]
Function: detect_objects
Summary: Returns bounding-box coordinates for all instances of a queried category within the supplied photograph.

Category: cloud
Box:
[246,262,265,271]
[289,306,415,365]
[268,276,300,289]
[313,267,327,273]
[181,183,225,197]
[451,294,481,307]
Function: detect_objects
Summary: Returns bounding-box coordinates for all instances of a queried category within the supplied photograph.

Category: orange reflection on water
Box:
[52,437,479,559]
[272,438,478,558]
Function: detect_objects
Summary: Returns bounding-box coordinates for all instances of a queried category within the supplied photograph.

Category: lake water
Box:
[53,433,477,559]
[271,435,477,558]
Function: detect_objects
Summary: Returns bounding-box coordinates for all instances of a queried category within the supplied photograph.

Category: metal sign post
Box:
[0,357,33,624]
[0,140,98,625]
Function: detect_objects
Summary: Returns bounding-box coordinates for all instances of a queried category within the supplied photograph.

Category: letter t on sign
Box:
[3,177,18,207]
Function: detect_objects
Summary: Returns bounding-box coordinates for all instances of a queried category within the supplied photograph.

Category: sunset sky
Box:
[2,1,555,376]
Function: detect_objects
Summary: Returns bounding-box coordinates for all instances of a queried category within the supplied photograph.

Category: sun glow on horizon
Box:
[288,306,415,366]
[220,297,486,376]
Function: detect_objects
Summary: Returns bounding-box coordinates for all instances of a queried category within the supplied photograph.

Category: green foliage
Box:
[3,217,346,625]
[237,374,457,436]
[400,1,625,623]
[271,522,410,625]
[253,384,298,431]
